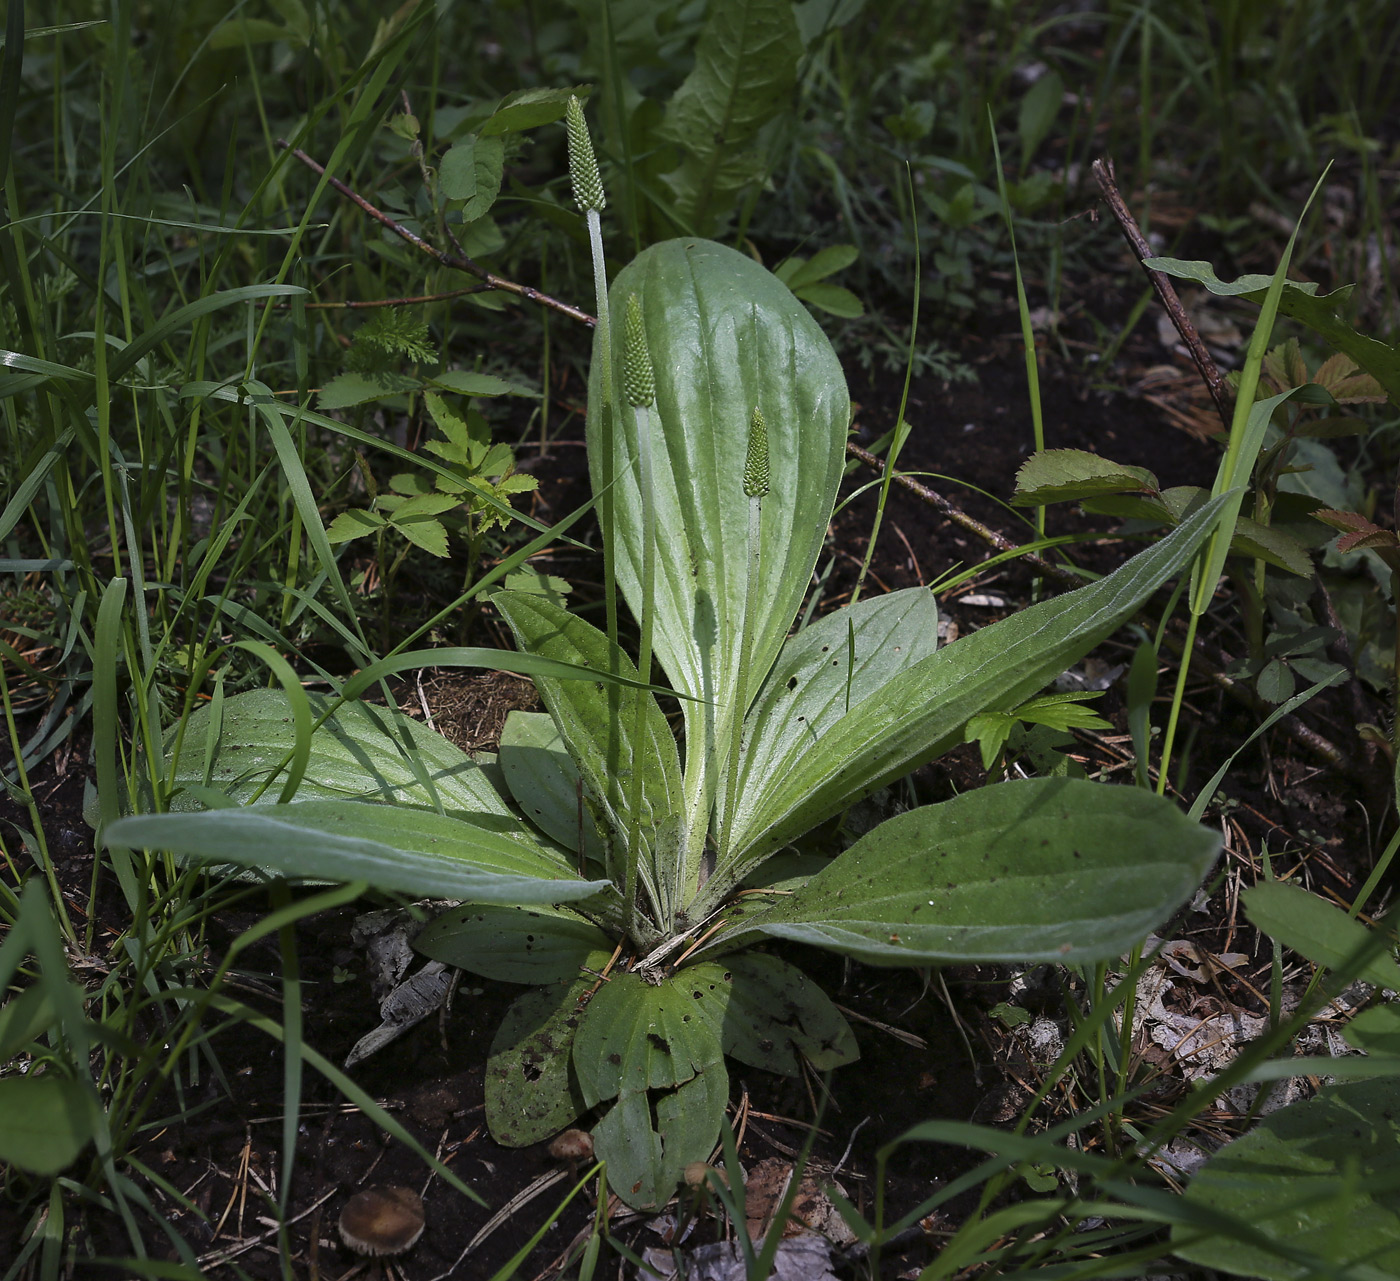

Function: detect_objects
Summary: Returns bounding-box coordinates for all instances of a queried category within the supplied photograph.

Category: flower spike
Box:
[743,406,769,498]
[622,294,655,408]
[565,96,606,215]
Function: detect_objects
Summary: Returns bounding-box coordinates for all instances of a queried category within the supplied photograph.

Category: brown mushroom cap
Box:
[338,1186,425,1258]
[547,1129,594,1162]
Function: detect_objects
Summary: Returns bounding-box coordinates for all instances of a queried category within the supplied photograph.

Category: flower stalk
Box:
[622,293,660,932]
[723,407,768,860]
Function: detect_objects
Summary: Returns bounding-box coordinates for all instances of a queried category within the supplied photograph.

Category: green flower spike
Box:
[565,96,606,215]
[622,294,655,409]
[743,406,769,498]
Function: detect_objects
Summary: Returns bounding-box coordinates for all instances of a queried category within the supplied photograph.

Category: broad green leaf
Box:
[1017,69,1063,168]
[591,1062,729,1209]
[106,801,604,903]
[1243,881,1400,990]
[1345,1004,1400,1058]
[593,1092,662,1207]
[1173,1078,1400,1279]
[572,971,724,1105]
[495,592,683,879]
[479,85,589,136]
[776,244,860,292]
[794,282,864,318]
[678,954,858,1076]
[793,0,866,44]
[0,985,56,1060]
[485,979,592,1148]
[658,0,802,233]
[439,136,505,221]
[498,710,605,863]
[709,778,1220,965]
[1012,448,1158,506]
[714,494,1229,883]
[590,239,848,881]
[721,587,938,869]
[0,1077,94,1175]
[325,508,387,543]
[1145,258,1400,407]
[415,903,613,984]
[163,689,514,820]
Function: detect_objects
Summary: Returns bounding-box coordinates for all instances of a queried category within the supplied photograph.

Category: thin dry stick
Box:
[302,286,492,310]
[1091,157,1234,431]
[276,140,597,327]
[845,441,1081,590]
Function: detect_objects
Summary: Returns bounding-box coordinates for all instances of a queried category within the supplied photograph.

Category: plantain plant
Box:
[108,173,1234,1212]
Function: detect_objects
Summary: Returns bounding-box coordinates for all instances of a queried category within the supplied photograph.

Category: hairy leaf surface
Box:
[712,494,1229,889]
[707,778,1220,964]
[495,592,682,874]
[165,688,512,819]
[589,239,848,888]
[107,802,604,903]
[718,586,938,870]
[415,904,614,984]
[486,979,593,1148]
[498,709,605,862]
[1173,1078,1400,1279]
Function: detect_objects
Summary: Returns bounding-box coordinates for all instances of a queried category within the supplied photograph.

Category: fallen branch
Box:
[276,139,597,327]
[1092,157,1233,431]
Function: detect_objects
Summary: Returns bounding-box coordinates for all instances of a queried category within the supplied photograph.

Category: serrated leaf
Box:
[658,0,802,233]
[429,369,540,399]
[1013,449,1158,506]
[1242,881,1400,990]
[1145,257,1400,406]
[439,136,504,221]
[1173,1078,1400,1279]
[485,980,591,1148]
[1256,657,1295,704]
[965,713,1016,770]
[711,778,1220,965]
[318,371,417,411]
[325,508,387,543]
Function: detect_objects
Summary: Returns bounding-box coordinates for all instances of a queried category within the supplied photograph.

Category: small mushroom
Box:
[338,1185,425,1260]
[548,1128,594,1176]
[684,1161,729,1190]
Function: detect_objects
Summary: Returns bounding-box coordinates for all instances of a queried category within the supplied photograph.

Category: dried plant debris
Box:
[638,1234,840,1281]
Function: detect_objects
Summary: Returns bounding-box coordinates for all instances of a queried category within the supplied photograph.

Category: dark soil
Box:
[1,289,1388,1277]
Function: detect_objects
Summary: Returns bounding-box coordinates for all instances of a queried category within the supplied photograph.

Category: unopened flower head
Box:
[622,295,656,408]
[743,406,769,498]
[565,96,606,214]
